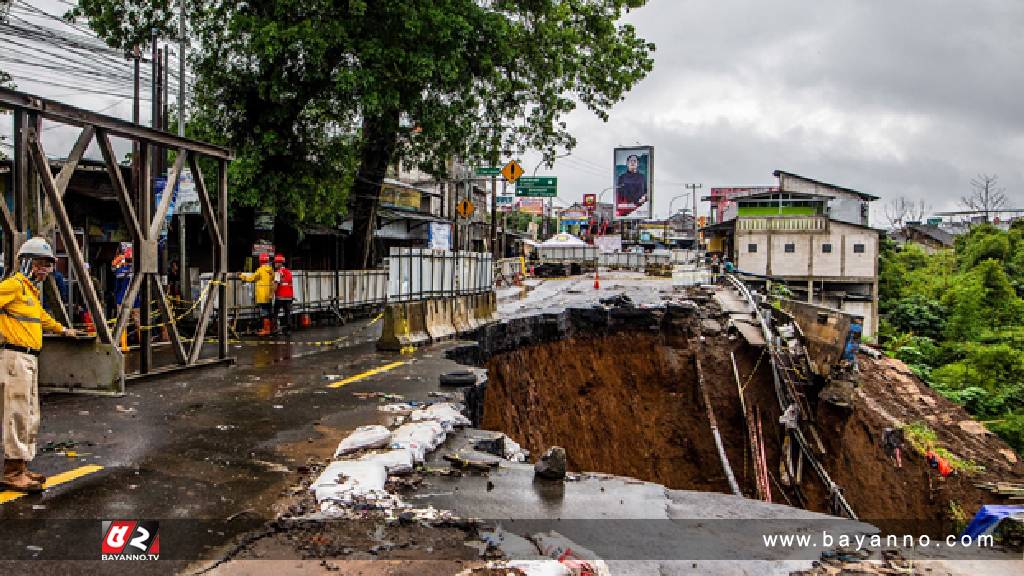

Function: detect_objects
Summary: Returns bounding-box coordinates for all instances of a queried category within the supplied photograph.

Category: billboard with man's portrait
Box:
[613,146,653,220]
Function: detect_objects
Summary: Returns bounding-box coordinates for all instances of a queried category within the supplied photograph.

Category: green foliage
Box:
[71,0,655,237]
[880,225,1024,456]
[902,421,984,475]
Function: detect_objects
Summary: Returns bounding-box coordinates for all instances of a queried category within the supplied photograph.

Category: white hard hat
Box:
[17,238,56,261]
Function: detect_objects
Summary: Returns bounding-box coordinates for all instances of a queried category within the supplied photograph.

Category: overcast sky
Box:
[520,0,1024,224]
[5,0,1023,226]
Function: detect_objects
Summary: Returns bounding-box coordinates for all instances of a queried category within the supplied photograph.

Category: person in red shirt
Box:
[272,254,294,335]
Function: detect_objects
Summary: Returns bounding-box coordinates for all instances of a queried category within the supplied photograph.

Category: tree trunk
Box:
[345,110,400,270]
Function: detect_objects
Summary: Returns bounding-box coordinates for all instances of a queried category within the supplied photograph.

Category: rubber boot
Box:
[2,459,44,493]
[257,318,272,336]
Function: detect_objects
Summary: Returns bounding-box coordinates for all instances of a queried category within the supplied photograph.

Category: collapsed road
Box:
[0,273,1021,576]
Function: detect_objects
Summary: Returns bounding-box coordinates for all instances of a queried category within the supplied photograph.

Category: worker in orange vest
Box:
[240,253,274,336]
[273,254,293,336]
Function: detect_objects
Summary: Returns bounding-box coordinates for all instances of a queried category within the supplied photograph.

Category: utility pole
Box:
[178,2,189,306]
[686,183,702,251]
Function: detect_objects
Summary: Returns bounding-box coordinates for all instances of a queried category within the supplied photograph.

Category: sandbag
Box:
[391,421,446,463]
[310,460,388,505]
[410,402,471,431]
[333,425,392,457]
[362,448,415,475]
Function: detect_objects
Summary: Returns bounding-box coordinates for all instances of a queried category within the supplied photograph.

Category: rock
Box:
[534,446,567,480]
[700,319,723,336]
[998,448,1018,464]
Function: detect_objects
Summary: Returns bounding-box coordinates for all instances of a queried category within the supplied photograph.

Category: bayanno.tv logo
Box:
[101,520,160,560]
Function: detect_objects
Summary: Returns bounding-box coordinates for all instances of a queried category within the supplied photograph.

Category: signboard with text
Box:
[515,176,557,197]
[518,198,545,215]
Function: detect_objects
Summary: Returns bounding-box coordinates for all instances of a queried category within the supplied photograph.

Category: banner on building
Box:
[177,168,200,214]
[613,146,653,220]
[518,198,545,215]
[583,193,597,209]
[427,222,452,250]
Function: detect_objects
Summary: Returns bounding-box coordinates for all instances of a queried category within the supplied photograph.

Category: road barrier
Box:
[537,245,599,263]
[388,248,493,302]
[199,269,388,321]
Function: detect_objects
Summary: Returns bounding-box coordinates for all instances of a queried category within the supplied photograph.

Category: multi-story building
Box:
[704,171,882,337]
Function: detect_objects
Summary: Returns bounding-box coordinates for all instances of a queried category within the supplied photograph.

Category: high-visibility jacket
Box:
[274,267,294,300]
[240,264,275,304]
[0,273,65,350]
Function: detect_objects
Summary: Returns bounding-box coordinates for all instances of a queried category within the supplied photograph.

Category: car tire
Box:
[439,370,477,387]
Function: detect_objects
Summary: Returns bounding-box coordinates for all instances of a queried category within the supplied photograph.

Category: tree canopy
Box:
[70,0,655,266]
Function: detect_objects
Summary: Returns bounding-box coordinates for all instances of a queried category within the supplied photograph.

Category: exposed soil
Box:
[483,325,1024,528]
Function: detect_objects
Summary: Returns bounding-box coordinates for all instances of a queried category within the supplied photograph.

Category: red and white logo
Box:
[101,520,160,560]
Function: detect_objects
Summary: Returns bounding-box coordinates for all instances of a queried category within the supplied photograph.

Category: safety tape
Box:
[95,280,226,332]
[178,312,384,347]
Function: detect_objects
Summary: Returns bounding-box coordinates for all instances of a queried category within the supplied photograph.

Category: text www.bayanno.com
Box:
[762,532,994,551]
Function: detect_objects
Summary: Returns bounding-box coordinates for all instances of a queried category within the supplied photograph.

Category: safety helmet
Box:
[274,254,285,264]
[17,238,56,262]
[258,253,270,264]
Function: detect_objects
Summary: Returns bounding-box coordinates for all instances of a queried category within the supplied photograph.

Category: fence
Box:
[200,269,388,320]
[494,257,525,284]
[387,248,493,302]
[537,245,598,262]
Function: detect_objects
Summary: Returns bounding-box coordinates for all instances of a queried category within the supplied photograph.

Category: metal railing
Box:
[387,248,493,302]
[736,216,828,232]
[199,269,388,320]
[537,245,599,262]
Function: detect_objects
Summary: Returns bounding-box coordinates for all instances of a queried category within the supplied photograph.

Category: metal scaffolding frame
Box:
[0,87,233,384]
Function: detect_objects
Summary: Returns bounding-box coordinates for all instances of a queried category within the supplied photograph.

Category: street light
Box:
[665,193,690,247]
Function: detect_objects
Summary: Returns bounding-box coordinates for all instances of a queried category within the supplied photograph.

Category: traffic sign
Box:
[475,166,501,176]
[500,160,524,183]
[515,176,557,197]
[457,198,475,218]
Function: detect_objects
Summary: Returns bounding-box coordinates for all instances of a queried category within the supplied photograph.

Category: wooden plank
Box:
[28,130,112,344]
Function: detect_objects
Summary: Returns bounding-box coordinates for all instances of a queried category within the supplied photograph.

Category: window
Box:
[822,243,833,254]
[853,243,865,253]
[784,243,795,253]
[747,243,758,253]
[817,313,829,325]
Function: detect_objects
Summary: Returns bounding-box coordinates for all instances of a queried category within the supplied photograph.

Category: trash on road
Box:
[532,531,611,576]
[334,425,392,457]
[378,403,418,413]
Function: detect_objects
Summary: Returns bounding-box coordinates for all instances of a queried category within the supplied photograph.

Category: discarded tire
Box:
[439,370,477,387]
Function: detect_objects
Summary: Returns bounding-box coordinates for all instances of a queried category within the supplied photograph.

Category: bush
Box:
[988,412,1024,456]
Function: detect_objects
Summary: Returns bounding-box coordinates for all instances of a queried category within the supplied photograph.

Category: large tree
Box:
[70,0,655,268]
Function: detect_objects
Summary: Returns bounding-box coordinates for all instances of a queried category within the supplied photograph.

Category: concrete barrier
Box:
[377,302,430,350]
[425,298,456,341]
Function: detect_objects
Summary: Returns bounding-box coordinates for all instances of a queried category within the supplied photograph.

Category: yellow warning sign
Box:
[457,198,475,218]
[501,160,524,183]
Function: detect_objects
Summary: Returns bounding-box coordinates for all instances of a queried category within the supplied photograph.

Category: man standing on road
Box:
[240,253,275,336]
[272,254,293,336]
[1,238,78,492]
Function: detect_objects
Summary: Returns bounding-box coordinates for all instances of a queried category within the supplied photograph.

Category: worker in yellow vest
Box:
[240,253,275,336]
[1,238,78,492]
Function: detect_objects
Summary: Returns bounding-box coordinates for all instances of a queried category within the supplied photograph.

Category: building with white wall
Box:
[704,172,882,337]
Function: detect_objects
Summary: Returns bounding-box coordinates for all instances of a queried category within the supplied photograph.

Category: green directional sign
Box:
[475,166,501,176]
[515,176,557,197]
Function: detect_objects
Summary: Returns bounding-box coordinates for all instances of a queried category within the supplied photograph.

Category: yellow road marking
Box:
[328,361,409,389]
[0,464,104,504]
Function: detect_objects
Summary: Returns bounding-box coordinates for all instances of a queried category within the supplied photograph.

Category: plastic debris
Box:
[334,425,392,457]
[503,436,529,463]
[378,403,418,414]
[391,421,446,463]
[532,531,611,576]
[409,402,471,431]
[506,561,572,576]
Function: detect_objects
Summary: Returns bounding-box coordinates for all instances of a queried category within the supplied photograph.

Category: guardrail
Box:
[537,246,599,262]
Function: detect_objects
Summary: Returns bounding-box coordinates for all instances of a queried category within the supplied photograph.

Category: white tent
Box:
[539,233,588,247]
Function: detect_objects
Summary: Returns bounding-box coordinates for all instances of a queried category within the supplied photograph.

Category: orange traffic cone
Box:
[594,268,600,290]
[300,313,311,328]
[120,328,129,352]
